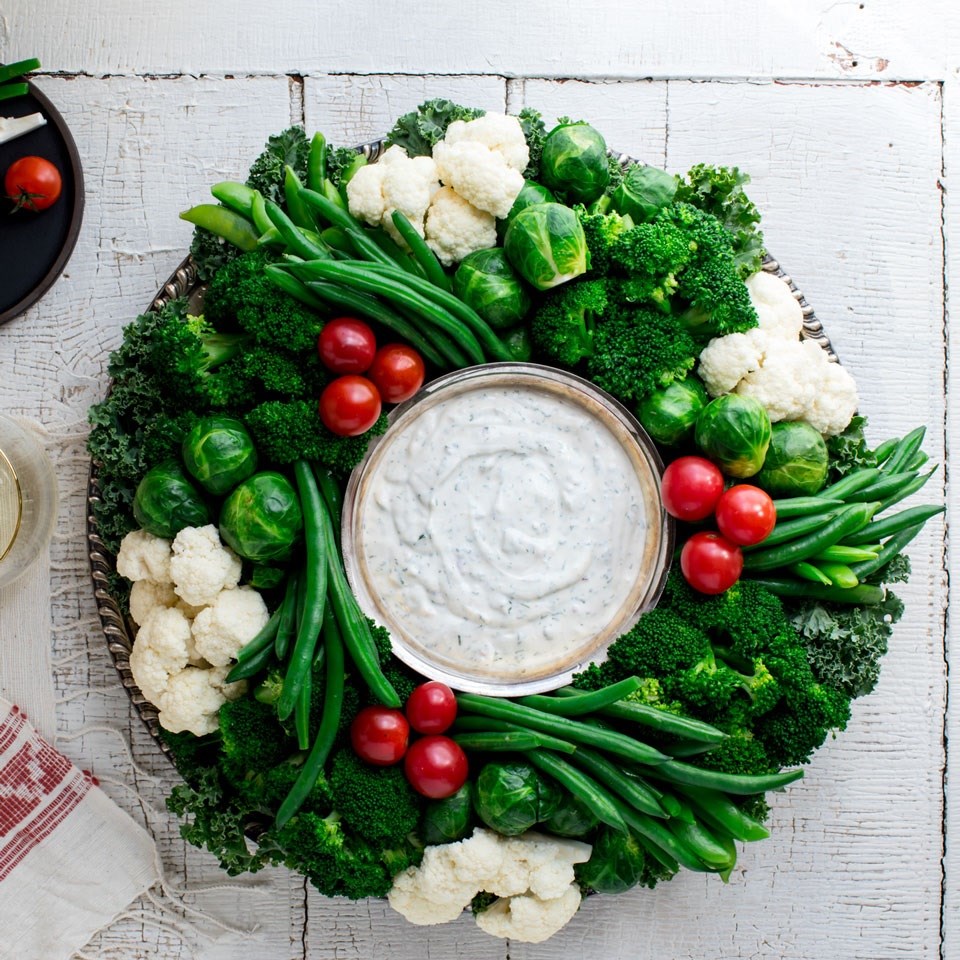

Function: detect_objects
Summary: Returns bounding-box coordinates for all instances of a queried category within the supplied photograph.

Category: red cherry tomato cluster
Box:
[317,318,426,437]
[349,681,467,799]
[661,456,776,595]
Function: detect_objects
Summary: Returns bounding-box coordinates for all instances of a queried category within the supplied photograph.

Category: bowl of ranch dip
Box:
[341,363,673,696]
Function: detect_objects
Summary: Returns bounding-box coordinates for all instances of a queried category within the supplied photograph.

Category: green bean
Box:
[844,471,918,503]
[340,225,400,267]
[842,504,944,546]
[813,545,880,564]
[873,436,900,465]
[180,204,260,251]
[674,785,770,843]
[450,716,577,754]
[878,467,938,512]
[320,226,351,252]
[619,806,714,873]
[744,577,885,604]
[307,132,328,193]
[390,210,452,291]
[452,731,544,752]
[295,668,312,750]
[517,678,644,717]
[225,639,275,683]
[646,758,804,795]
[553,687,726,744]
[663,740,722,758]
[276,606,345,827]
[265,200,329,260]
[881,426,926,474]
[390,303,470,367]
[667,806,735,870]
[790,561,833,586]
[249,190,273,235]
[455,693,668,766]
[0,58,41,84]
[264,266,329,311]
[847,522,927,580]
[564,746,668,818]
[817,561,859,589]
[635,832,680,874]
[274,572,300,660]
[296,260,486,364]
[816,467,882,500]
[745,510,843,551]
[210,181,256,218]
[235,606,282,662]
[362,261,513,361]
[742,502,880,572]
[771,496,846,519]
[313,465,343,543]
[278,461,328,721]
[299,187,367,234]
[526,752,629,833]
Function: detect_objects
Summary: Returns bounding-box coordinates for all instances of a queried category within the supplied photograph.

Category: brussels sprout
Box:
[695,394,772,478]
[612,163,678,223]
[219,471,303,562]
[540,122,610,205]
[182,415,258,496]
[453,249,531,330]
[503,325,533,362]
[504,203,589,291]
[502,179,557,232]
[637,377,708,446]
[473,761,562,836]
[422,782,474,845]
[575,827,647,894]
[757,420,829,496]
[541,791,599,838]
[133,461,211,539]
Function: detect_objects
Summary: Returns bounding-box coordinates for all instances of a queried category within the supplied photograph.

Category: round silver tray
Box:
[86,142,838,757]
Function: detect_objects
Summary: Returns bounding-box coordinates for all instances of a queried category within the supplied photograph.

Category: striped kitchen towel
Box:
[0,698,158,960]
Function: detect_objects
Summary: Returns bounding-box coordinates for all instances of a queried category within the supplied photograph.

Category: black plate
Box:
[0,77,84,325]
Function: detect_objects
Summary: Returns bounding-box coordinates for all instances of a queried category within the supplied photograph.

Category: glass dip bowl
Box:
[342,363,673,696]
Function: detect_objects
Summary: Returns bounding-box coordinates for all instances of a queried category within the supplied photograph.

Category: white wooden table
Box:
[0,2,956,957]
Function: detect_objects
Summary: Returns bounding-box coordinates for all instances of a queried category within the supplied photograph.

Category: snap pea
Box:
[452,731,544,752]
[274,572,300,660]
[180,204,260,251]
[881,426,926,474]
[770,496,845,519]
[0,82,28,101]
[747,510,842,551]
[878,467,938,512]
[553,688,726,744]
[674,784,770,843]
[0,58,41,85]
[873,436,900,465]
[277,461,328,721]
[841,504,944,546]
[744,577,885,604]
[619,806,714,873]
[646,758,804,795]
[564,746,668,818]
[283,165,316,230]
[307,132,328,193]
[320,226,352,252]
[742,502,880,572]
[790,561,833,586]
[847,522,927,580]
[843,470,918,503]
[455,693,669,766]
[635,833,680,874]
[249,189,273,235]
[816,561,859,589]
[813,544,880,564]
[667,806,735,870]
[390,210,452,292]
[907,451,930,472]
[321,179,348,211]
[517,677,644,717]
[210,181,257,218]
[264,200,329,260]
[816,467,881,501]
[526,752,629,833]
[275,605,345,828]
[450,716,577,754]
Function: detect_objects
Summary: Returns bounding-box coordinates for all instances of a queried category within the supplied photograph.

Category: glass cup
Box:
[0,415,58,590]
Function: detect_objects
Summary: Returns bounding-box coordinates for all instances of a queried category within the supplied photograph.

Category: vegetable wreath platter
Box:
[86,98,941,945]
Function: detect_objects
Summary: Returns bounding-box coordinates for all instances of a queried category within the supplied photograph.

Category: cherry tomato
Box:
[318,317,377,373]
[403,735,469,799]
[4,156,62,212]
[319,375,382,436]
[660,456,725,522]
[367,344,426,404]
[350,706,409,766]
[405,681,457,735]
[715,484,777,546]
[680,531,743,595]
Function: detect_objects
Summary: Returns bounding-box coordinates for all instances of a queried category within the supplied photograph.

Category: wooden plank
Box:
[3,0,958,81]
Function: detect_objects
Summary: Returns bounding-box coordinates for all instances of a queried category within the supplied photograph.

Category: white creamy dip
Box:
[347,370,667,692]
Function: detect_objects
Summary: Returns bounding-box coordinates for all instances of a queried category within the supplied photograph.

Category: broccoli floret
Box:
[366,620,425,705]
[603,607,710,679]
[610,213,697,303]
[244,399,387,472]
[698,727,776,777]
[586,303,697,403]
[245,126,310,206]
[204,249,324,354]
[530,278,609,367]
[756,682,850,768]
[219,698,291,780]
[577,205,635,276]
[674,164,765,278]
[225,344,330,401]
[385,98,485,156]
[328,748,422,846]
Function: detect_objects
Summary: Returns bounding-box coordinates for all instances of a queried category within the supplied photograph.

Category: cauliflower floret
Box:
[116,529,172,583]
[746,270,804,340]
[388,867,473,926]
[128,606,193,704]
[424,186,497,267]
[698,328,769,397]
[442,113,530,174]
[129,579,178,626]
[735,338,823,423]
[169,524,242,608]
[499,833,590,900]
[346,145,441,243]
[804,357,859,435]
[432,139,524,218]
[475,885,582,944]
[156,665,229,736]
[191,586,269,667]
